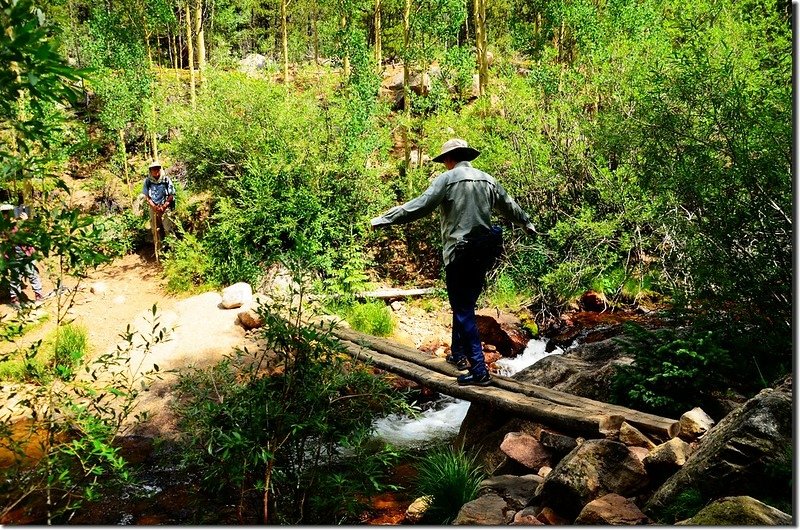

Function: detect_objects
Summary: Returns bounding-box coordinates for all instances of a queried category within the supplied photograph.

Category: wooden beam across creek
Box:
[328,326,680,441]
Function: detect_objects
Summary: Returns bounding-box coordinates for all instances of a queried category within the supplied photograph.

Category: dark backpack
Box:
[453,225,503,270]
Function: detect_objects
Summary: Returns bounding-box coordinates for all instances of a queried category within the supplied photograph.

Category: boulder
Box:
[480,474,543,510]
[535,506,571,525]
[574,493,649,525]
[538,466,552,479]
[221,283,253,309]
[500,432,552,471]
[452,493,513,525]
[537,429,578,457]
[511,506,545,525]
[675,496,792,525]
[512,336,630,402]
[619,422,656,449]
[578,290,607,312]
[536,439,649,519]
[645,384,792,522]
[643,437,690,475]
[237,307,264,330]
[475,309,531,357]
[678,407,714,440]
[238,53,268,74]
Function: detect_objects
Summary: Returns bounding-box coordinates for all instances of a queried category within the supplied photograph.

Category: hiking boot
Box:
[446,355,469,371]
[457,372,491,387]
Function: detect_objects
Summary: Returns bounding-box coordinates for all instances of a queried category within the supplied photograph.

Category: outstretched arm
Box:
[371,176,447,229]
[493,181,539,235]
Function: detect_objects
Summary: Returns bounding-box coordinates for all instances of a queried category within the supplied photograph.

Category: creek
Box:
[372,338,564,449]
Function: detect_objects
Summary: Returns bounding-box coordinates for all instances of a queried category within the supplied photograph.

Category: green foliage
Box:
[654,487,706,524]
[94,210,146,257]
[611,323,735,417]
[173,279,407,523]
[414,446,485,524]
[162,233,214,293]
[485,272,527,309]
[50,322,88,380]
[344,301,395,337]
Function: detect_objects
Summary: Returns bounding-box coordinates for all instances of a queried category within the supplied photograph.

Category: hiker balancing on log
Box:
[371,138,538,387]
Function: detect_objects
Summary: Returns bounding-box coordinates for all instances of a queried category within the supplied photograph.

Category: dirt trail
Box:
[2,250,257,437]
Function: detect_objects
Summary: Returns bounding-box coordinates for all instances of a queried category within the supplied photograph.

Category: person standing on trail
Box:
[371,138,538,386]
[2,204,45,309]
[141,161,176,257]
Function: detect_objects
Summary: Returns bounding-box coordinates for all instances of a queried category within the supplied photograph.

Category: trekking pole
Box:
[152,210,161,263]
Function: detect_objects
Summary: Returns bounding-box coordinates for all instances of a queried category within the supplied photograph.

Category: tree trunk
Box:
[374,0,382,72]
[185,2,196,109]
[281,0,289,83]
[474,0,488,96]
[402,0,411,174]
[118,129,132,205]
[312,8,319,65]
[341,11,350,78]
[195,0,206,82]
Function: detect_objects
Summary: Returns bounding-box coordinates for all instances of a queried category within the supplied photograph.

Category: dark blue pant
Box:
[446,258,489,377]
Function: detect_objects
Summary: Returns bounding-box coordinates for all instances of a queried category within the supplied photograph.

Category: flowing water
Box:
[371,338,564,448]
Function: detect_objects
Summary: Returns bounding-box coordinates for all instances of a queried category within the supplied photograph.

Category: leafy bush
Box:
[485,272,527,309]
[162,233,214,293]
[611,323,735,417]
[413,446,485,524]
[50,323,88,380]
[172,288,407,523]
[345,302,395,337]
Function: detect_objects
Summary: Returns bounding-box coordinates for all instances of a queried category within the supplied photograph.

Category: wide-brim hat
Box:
[0,204,13,212]
[148,160,162,169]
[432,138,480,163]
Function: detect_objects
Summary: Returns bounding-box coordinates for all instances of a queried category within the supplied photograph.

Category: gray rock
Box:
[537,429,578,456]
[480,474,543,510]
[574,493,649,525]
[452,493,513,525]
[536,439,649,519]
[645,385,792,522]
[678,407,714,440]
[676,496,792,525]
[221,282,253,309]
[238,53,268,73]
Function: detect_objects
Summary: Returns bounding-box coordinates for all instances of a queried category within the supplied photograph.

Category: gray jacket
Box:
[371,161,535,265]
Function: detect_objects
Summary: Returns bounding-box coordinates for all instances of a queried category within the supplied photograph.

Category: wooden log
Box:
[339,339,609,437]
[356,287,438,300]
[330,326,680,440]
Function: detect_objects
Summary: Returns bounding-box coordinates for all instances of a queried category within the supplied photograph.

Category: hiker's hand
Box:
[525,223,540,236]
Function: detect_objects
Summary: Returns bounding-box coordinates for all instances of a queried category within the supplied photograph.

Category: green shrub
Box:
[414,446,485,524]
[346,302,395,337]
[172,287,408,523]
[611,323,734,417]
[486,273,527,309]
[162,233,214,293]
[50,323,89,380]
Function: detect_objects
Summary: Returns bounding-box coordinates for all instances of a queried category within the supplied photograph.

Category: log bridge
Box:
[329,326,680,441]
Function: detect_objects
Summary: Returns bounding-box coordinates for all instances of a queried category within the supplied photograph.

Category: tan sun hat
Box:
[431,138,480,163]
[148,160,162,170]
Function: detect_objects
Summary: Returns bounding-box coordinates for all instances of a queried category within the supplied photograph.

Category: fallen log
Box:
[330,326,680,440]
[356,287,438,300]
[339,339,613,437]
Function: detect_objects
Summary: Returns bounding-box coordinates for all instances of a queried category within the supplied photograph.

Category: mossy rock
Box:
[676,496,791,525]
